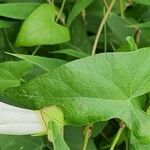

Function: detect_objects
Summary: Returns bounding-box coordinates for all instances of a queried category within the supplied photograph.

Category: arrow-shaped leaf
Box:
[3,47,150,143]
[16,4,70,47]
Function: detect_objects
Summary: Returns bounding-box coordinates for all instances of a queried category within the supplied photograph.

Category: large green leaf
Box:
[0,61,32,91]
[3,48,150,142]
[16,4,70,47]
[0,3,40,19]
[7,53,67,72]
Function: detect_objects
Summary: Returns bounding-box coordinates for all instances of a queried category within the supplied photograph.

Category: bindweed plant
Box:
[0,0,150,150]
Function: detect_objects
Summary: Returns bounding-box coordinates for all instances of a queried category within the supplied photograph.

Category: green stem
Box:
[55,0,66,23]
[125,138,129,150]
[102,0,109,10]
[32,45,41,55]
[47,0,52,3]
[119,0,125,18]
[103,7,107,52]
[82,125,92,150]
[91,0,116,55]
[4,29,17,53]
[110,122,126,150]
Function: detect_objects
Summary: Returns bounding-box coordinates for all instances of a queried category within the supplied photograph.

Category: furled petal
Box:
[0,102,46,135]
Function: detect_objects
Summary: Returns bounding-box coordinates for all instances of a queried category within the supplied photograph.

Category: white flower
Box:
[0,102,46,135]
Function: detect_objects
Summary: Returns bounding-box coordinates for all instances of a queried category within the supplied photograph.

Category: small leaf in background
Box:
[0,3,40,19]
[107,13,134,44]
[0,135,45,150]
[0,61,32,91]
[51,49,89,58]
[67,0,94,26]
[126,36,138,51]
[16,4,70,47]
[0,20,11,28]
[116,36,138,52]
[7,53,67,72]
[128,21,150,28]
[130,132,150,150]
[69,17,92,53]
[65,127,97,150]
[133,0,150,5]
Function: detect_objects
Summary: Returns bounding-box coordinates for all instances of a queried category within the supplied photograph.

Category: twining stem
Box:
[119,0,125,18]
[103,7,107,52]
[125,138,129,150]
[55,0,66,23]
[4,29,17,53]
[134,28,141,46]
[91,0,116,55]
[110,122,126,150]
[82,124,92,150]
[102,0,109,10]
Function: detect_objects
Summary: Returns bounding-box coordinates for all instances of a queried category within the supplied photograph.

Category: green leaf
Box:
[4,48,150,143]
[67,0,94,26]
[126,36,138,51]
[51,49,89,58]
[69,17,92,53]
[129,21,150,28]
[16,4,70,47]
[117,36,138,52]
[133,0,150,5]
[0,3,40,19]
[0,61,32,91]
[107,13,134,44]
[0,135,44,150]
[7,53,67,72]
[65,127,97,150]
[0,20,11,28]
[130,133,150,150]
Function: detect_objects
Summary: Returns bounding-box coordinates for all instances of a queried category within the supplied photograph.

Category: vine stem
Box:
[110,122,126,150]
[91,0,116,55]
[103,7,107,52]
[119,0,125,18]
[4,29,17,53]
[102,0,109,10]
[82,124,92,150]
[32,45,41,55]
[55,0,66,23]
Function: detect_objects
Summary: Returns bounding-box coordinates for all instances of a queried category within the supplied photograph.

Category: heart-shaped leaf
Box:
[16,4,70,47]
[3,48,150,142]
